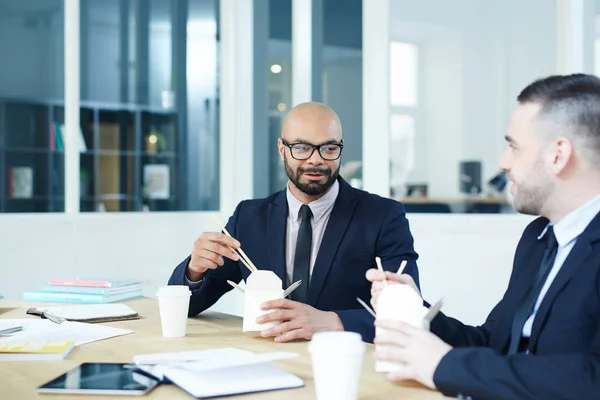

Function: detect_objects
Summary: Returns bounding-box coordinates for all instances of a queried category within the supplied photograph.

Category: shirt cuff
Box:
[184,273,204,290]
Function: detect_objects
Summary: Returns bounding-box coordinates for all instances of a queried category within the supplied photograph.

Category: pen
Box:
[0,326,23,335]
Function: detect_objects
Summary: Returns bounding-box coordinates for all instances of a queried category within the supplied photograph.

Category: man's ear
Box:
[551,137,573,175]
[278,138,285,161]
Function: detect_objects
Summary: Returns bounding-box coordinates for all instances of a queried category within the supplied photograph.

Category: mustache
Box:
[298,167,330,175]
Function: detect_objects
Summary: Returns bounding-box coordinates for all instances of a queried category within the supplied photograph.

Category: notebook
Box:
[133,348,304,398]
[23,290,143,304]
[26,304,139,323]
[0,340,74,361]
[47,278,139,288]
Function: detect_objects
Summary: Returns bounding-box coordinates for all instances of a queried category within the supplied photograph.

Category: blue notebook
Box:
[23,290,143,304]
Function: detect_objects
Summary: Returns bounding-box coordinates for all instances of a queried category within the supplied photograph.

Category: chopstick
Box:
[375,257,388,286]
[0,326,23,335]
[397,260,407,275]
[227,280,246,293]
[424,298,444,322]
[356,298,377,318]
[209,215,258,273]
[206,221,255,273]
[283,280,302,298]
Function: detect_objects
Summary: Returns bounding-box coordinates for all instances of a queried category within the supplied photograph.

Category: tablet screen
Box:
[37,362,160,395]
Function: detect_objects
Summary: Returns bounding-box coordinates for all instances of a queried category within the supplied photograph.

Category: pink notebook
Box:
[47,278,138,288]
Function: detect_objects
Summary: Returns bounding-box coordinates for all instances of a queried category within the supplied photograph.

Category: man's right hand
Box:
[366,269,421,312]
[186,232,241,281]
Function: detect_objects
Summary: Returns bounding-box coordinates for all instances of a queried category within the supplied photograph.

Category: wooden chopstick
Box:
[375,257,388,286]
[397,260,407,275]
[424,298,444,322]
[227,280,246,293]
[356,297,377,318]
[206,221,255,273]
[211,215,258,272]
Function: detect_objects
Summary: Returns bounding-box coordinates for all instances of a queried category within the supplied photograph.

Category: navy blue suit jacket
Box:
[168,177,419,342]
[432,212,600,400]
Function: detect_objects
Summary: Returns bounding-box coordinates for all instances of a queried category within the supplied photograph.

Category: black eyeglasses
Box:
[281,139,344,161]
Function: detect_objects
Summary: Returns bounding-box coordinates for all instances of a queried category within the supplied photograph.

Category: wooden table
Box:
[0,298,452,399]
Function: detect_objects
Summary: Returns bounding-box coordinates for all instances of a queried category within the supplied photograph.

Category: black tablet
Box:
[37,362,161,395]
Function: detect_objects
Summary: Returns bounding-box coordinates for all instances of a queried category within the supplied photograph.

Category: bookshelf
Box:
[0,98,179,212]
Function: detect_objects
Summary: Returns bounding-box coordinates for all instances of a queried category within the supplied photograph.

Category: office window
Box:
[321,0,363,189]
[77,0,219,212]
[0,0,65,213]
[384,0,556,213]
[390,42,418,107]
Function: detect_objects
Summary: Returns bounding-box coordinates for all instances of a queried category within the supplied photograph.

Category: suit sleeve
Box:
[434,328,600,400]
[377,201,420,286]
[168,202,244,317]
[334,201,420,343]
[428,302,500,348]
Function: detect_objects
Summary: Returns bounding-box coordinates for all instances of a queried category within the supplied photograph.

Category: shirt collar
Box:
[286,180,340,223]
[538,194,600,246]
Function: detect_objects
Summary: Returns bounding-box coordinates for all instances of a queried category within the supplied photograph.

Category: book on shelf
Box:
[143,164,170,199]
[0,340,74,361]
[8,166,33,199]
[49,123,86,152]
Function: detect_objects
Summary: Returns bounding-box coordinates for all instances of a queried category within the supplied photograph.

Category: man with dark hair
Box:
[368,74,600,399]
[169,102,419,343]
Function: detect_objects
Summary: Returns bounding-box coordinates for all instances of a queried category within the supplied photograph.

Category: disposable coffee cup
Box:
[308,331,365,400]
[156,285,191,338]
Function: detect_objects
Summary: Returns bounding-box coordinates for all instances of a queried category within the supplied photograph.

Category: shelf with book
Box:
[0,98,180,213]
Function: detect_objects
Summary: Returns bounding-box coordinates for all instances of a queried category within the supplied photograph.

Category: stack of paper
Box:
[0,319,133,346]
[133,348,304,398]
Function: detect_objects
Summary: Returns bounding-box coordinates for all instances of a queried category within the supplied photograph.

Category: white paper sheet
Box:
[0,319,132,346]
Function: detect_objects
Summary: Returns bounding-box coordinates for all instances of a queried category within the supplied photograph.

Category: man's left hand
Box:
[374,319,452,390]
[257,299,344,342]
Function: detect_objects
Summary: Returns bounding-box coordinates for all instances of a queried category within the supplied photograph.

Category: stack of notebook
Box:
[23,278,143,304]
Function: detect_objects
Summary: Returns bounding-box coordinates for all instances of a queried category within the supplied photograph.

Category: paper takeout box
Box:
[375,284,429,372]
[242,271,284,332]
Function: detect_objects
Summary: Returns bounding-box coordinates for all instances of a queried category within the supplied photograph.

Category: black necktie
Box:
[292,204,312,303]
[507,226,558,354]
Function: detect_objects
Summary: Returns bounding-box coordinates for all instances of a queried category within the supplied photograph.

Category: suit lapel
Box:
[529,212,600,348]
[490,236,547,352]
[267,191,288,284]
[307,178,357,306]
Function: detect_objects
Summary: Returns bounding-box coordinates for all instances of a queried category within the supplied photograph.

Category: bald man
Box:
[168,102,420,342]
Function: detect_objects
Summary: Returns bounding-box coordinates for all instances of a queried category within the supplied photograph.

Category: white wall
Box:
[0,212,534,326]
[389,0,558,198]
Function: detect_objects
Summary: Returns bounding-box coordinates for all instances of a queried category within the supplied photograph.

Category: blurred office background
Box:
[0,0,596,324]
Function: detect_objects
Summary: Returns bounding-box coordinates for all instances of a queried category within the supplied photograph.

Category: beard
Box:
[511,158,554,216]
[284,154,340,196]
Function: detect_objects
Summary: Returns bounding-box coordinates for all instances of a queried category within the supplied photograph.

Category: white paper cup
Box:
[156,285,191,338]
[308,332,365,400]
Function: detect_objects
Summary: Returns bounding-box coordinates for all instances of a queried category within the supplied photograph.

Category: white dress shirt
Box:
[285,180,339,286]
[522,193,600,337]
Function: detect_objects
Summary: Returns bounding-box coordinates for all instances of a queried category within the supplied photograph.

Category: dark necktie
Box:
[292,204,312,303]
[507,226,558,354]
